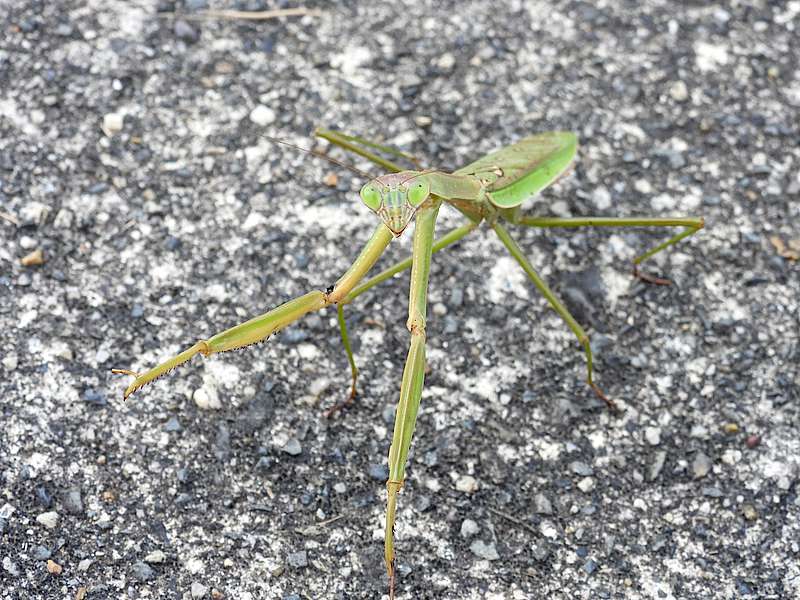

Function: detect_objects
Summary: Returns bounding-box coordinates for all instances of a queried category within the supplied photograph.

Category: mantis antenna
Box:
[260,134,374,180]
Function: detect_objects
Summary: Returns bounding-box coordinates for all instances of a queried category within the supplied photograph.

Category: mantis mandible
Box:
[113,128,703,597]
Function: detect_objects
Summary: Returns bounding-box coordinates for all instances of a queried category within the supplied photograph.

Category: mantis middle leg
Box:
[492,222,615,409]
[326,219,479,416]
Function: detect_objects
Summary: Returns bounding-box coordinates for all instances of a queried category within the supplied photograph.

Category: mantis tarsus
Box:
[113,128,703,597]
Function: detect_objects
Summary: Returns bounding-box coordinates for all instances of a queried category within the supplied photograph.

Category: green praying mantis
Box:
[113,127,703,598]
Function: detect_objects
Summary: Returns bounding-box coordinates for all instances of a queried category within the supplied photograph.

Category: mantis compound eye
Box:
[360,183,382,211]
[406,179,430,207]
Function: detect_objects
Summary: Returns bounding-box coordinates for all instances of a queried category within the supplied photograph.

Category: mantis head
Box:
[359,172,431,236]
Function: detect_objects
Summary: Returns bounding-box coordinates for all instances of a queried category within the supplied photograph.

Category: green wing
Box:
[456,131,577,208]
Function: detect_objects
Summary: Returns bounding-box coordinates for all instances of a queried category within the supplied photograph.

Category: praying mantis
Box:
[113,128,703,598]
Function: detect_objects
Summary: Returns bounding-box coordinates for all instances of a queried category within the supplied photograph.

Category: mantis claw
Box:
[111,340,211,400]
[633,263,672,286]
[322,386,356,419]
[110,368,140,378]
[388,566,396,600]
[589,380,619,413]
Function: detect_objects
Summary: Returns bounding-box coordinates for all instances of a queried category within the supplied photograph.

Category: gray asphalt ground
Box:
[1,1,799,599]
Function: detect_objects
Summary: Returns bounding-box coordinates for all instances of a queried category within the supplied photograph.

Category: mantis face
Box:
[359,172,431,236]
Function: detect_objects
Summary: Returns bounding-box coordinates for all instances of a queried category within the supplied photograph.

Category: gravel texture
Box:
[1,2,799,599]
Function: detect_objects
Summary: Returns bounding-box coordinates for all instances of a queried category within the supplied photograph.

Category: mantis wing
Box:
[456,131,577,208]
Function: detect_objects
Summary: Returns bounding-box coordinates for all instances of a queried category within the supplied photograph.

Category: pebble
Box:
[183,557,205,574]
[539,520,558,540]
[583,558,598,575]
[3,556,20,576]
[46,559,62,575]
[62,487,83,514]
[469,539,499,560]
[669,80,689,102]
[194,384,222,410]
[20,248,44,266]
[692,452,712,479]
[83,388,107,406]
[35,486,53,508]
[191,582,208,598]
[145,550,166,564]
[644,427,662,446]
[368,464,388,481]
[250,105,276,127]
[653,149,686,170]
[18,202,49,225]
[2,353,18,371]
[415,495,432,512]
[287,550,308,568]
[164,416,182,432]
[131,561,155,582]
[745,435,761,449]
[382,404,396,425]
[215,423,231,462]
[592,186,611,210]
[95,348,110,364]
[436,52,456,72]
[648,451,667,481]
[534,493,553,515]
[256,456,274,471]
[174,19,199,43]
[32,545,51,560]
[449,287,464,307]
[742,504,757,521]
[460,518,479,538]
[570,461,593,477]
[722,422,739,434]
[36,511,59,529]
[577,477,596,493]
[531,543,549,561]
[102,112,124,136]
[455,475,478,493]
[282,438,302,456]
[77,559,92,572]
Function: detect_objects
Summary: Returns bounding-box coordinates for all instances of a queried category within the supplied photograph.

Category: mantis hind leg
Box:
[492,223,616,411]
[510,215,704,285]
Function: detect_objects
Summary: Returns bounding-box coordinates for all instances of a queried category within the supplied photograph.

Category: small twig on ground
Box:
[295,514,346,536]
[0,211,20,226]
[487,507,539,536]
[160,8,323,21]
